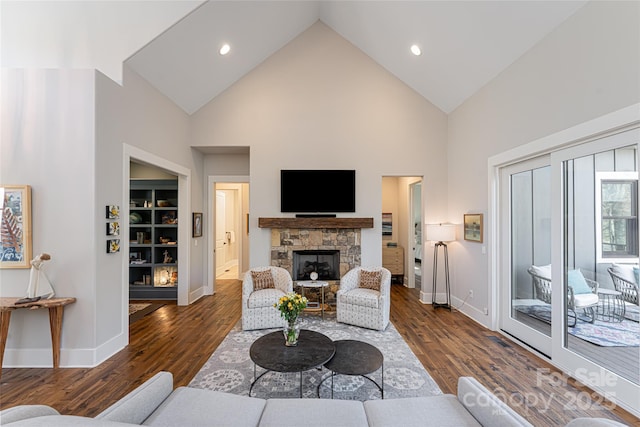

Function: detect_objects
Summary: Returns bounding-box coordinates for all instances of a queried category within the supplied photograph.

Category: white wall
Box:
[447,1,640,327]
[190,22,449,284]
[0,69,98,366]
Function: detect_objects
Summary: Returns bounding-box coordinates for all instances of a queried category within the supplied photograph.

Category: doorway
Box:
[381,176,423,289]
[208,176,249,294]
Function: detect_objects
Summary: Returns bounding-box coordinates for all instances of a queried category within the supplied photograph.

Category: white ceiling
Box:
[126,0,588,115]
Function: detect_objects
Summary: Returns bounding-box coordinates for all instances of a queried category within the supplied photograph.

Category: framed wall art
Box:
[107,221,120,236]
[463,213,483,243]
[382,213,392,237]
[107,239,120,253]
[192,212,203,237]
[1,185,32,268]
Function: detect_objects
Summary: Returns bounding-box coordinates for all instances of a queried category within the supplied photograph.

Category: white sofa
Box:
[0,372,628,427]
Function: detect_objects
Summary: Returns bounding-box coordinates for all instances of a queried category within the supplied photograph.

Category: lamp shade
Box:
[425,224,456,242]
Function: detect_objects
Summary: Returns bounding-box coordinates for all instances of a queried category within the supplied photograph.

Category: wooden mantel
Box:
[258,217,374,229]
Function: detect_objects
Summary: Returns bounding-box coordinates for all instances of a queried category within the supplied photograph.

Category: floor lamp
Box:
[426,224,456,310]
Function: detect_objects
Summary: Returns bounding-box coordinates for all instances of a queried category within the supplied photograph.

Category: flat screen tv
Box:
[280,170,356,213]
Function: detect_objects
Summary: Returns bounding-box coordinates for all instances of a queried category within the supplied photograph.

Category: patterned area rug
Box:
[189,313,442,400]
[129,303,165,324]
[514,303,639,347]
[129,303,151,315]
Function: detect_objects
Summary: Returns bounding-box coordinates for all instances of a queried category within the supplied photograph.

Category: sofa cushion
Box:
[530,264,551,279]
[96,371,173,424]
[338,288,380,308]
[611,263,637,285]
[0,405,60,424]
[143,386,265,427]
[247,288,286,309]
[457,377,532,427]
[252,270,275,290]
[4,415,135,426]
[359,270,382,291]
[364,395,481,427]
[260,398,368,427]
[573,292,599,307]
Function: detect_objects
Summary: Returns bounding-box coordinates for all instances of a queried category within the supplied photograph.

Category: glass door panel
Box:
[500,156,552,355]
[561,144,639,385]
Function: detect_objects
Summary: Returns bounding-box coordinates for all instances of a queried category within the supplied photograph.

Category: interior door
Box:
[215,190,227,277]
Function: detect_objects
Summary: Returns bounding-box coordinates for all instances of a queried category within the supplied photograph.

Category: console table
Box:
[0,297,76,373]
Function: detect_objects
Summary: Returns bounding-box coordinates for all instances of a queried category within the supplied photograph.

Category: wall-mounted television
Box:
[280,169,356,213]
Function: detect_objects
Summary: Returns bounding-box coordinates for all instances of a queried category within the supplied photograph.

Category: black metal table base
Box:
[317,365,384,399]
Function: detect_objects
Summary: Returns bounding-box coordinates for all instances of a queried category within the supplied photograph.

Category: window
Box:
[596,172,639,262]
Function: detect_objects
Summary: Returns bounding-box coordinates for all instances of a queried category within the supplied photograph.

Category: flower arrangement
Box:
[274,292,308,322]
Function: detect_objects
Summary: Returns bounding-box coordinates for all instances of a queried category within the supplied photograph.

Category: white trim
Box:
[123,144,191,306]
[207,175,249,295]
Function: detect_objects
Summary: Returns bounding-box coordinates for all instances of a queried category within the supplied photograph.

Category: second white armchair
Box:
[337,267,391,331]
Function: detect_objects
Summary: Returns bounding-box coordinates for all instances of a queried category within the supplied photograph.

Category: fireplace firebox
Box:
[292,250,340,281]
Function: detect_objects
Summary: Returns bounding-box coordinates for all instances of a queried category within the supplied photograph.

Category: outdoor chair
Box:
[527,266,599,327]
[337,266,391,331]
[607,266,639,306]
[242,266,293,330]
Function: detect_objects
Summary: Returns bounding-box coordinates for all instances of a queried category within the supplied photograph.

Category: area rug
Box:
[129,303,165,324]
[189,313,442,400]
[514,303,639,347]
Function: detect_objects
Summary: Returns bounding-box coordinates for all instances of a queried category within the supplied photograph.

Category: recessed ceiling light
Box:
[410,44,421,56]
[219,44,231,55]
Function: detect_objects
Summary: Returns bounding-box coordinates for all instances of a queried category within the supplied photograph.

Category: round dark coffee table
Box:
[249,329,335,397]
[319,340,384,399]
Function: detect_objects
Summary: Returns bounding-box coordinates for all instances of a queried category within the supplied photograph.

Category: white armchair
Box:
[242,266,293,331]
[337,267,391,331]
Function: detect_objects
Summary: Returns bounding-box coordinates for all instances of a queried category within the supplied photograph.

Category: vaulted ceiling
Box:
[125,1,587,115]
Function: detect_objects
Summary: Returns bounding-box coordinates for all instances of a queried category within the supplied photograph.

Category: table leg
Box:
[48,305,64,368]
[321,285,325,320]
[0,311,12,376]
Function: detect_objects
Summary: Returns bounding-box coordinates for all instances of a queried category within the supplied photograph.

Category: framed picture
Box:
[382,213,392,236]
[463,214,483,243]
[192,212,203,237]
[1,185,32,268]
[106,205,120,219]
[106,221,120,236]
[107,239,120,253]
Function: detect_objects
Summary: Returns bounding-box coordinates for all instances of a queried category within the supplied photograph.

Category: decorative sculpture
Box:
[16,253,56,304]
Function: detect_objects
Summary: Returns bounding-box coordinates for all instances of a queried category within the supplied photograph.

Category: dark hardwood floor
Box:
[1,280,638,426]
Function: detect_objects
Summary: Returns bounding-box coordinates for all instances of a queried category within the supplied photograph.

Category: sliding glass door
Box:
[498,127,639,413]
[552,130,639,407]
[499,156,552,355]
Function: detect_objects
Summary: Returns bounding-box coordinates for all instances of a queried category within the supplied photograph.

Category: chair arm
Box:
[585,278,599,294]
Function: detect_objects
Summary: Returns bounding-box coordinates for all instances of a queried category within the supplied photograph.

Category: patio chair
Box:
[241,266,293,330]
[527,266,599,327]
[607,266,639,306]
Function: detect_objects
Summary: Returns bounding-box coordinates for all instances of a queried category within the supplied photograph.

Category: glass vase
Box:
[284,318,300,346]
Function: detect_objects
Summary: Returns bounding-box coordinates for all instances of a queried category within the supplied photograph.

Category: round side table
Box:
[596,288,626,322]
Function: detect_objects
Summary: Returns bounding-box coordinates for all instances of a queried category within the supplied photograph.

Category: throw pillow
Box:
[634,266,639,286]
[611,263,636,284]
[568,270,592,295]
[359,269,382,291]
[251,270,275,290]
[530,264,552,280]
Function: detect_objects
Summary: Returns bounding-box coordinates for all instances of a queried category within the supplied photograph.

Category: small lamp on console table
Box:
[426,223,456,310]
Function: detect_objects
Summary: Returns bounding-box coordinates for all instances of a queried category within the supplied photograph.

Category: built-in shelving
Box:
[129,179,178,300]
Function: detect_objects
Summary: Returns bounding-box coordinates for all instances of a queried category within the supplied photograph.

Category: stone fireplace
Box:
[292,249,340,281]
[269,228,362,280]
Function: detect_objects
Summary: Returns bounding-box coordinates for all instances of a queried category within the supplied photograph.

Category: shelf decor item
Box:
[274,292,308,346]
[1,185,32,268]
[192,212,202,237]
[463,213,483,243]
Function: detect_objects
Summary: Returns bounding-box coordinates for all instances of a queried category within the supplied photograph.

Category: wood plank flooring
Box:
[1,280,638,426]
